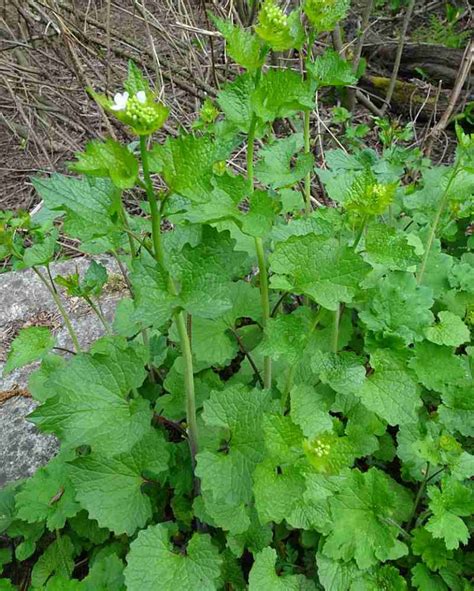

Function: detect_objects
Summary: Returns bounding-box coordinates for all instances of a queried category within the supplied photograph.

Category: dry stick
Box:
[134,0,165,95]
[62,32,118,139]
[381,0,416,115]
[234,0,248,24]
[425,39,474,157]
[246,0,260,26]
[114,1,190,54]
[200,0,219,89]
[84,29,208,103]
[105,0,111,93]
[332,23,384,116]
[18,15,176,136]
[348,0,374,111]
[49,0,216,98]
[39,4,118,138]
[2,75,53,166]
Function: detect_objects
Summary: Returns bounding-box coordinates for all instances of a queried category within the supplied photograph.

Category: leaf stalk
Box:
[33,266,81,353]
[416,162,460,285]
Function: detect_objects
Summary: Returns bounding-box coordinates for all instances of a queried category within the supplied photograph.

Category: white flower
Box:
[111,91,129,111]
[136,90,147,104]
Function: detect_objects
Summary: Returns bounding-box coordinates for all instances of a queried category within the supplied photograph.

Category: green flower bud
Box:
[200,98,219,124]
[303,432,355,474]
[346,171,397,219]
[255,0,303,51]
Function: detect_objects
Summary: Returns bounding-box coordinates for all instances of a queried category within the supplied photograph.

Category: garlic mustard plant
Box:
[0,3,473,590]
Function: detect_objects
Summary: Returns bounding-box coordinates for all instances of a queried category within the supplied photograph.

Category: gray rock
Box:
[0,397,58,487]
[0,257,127,486]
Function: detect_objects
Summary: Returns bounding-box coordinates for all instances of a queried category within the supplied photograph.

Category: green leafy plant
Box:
[412,3,470,49]
[1,3,473,590]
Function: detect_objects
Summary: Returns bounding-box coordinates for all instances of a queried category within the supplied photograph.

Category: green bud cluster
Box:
[125,95,161,129]
[260,0,288,29]
[468,309,474,326]
[368,183,396,214]
[347,173,396,219]
[310,437,331,458]
[439,433,462,454]
[200,99,219,124]
[213,161,227,176]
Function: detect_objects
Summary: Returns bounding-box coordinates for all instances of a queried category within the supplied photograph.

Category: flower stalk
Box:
[247,112,272,389]
[139,135,199,464]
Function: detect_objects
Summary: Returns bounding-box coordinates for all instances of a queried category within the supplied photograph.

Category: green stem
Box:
[416,163,460,285]
[353,216,368,250]
[255,236,272,389]
[247,115,258,193]
[122,227,155,258]
[406,462,430,531]
[304,108,312,215]
[140,134,199,462]
[139,135,165,265]
[247,109,271,389]
[175,310,199,464]
[33,267,81,353]
[84,296,111,334]
[231,329,264,388]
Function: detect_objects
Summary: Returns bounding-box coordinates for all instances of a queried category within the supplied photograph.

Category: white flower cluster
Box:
[111,90,146,112]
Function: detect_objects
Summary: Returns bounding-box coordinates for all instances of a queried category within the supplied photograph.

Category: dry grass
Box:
[0,0,233,211]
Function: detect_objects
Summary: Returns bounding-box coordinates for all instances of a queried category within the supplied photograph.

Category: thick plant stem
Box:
[247,112,272,389]
[139,135,164,265]
[417,164,459,285]
[175,311,199,465]
[304,108,312,215]
[33,267,81,353]
[140,135,199,462]
[246,115,257,189]
[255,236,272,389]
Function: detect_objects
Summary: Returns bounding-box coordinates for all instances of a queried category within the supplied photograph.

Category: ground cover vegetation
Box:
[0,0,473,589]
